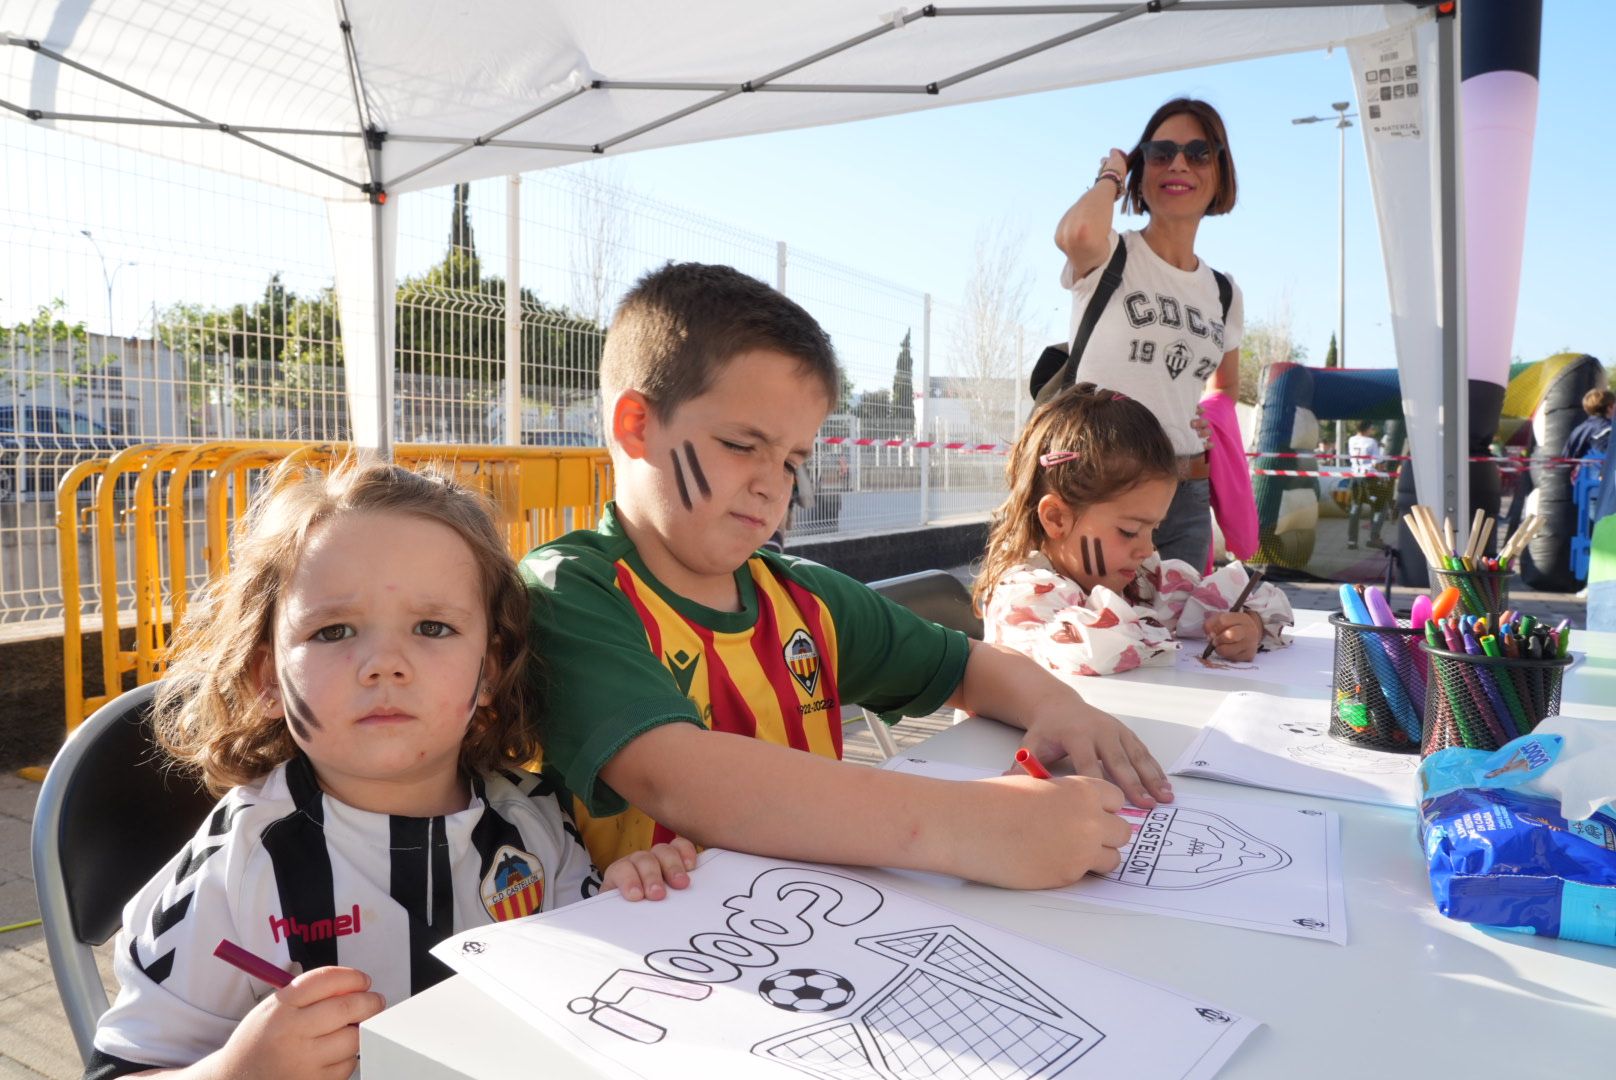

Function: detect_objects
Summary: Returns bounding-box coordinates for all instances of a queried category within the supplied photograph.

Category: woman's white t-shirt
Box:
[1061,229,1244,456]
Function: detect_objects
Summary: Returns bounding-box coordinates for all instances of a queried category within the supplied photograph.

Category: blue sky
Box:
[579,0,1612,372]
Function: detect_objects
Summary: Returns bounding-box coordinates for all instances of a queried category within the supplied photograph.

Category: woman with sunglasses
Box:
[1051,97,1242,569]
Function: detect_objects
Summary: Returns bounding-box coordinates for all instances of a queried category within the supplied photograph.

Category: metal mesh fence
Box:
[2,127,1032,627]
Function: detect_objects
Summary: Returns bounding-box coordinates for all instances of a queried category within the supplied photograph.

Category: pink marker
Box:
[214,939,293,989]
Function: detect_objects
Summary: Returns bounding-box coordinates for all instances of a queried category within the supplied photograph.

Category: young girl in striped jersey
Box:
[89,457,695,1080]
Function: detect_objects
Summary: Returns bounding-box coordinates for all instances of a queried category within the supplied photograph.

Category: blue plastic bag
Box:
[1418,734,1616,947]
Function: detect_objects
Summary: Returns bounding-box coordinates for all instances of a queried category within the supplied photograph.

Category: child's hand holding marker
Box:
[972,747,1133,888]
[207,941,382,1080]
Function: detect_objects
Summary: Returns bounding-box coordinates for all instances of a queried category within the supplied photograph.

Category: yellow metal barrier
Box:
[57,441,613,729]
[55,457,114,733]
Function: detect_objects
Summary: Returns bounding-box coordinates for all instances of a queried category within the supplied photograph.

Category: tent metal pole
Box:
[596,88,744,152]
[2,37,363,190]
[505,175,522,448]
[931,1,1161,92]
[384,84,590,190]
[336,1,394,457]
[596,11,916,151]
[919,294,932,527]
[1436,3,1465,532]
[0,106,356,137]
[935,2,1378,12]
[387,134,595,153]
[597,81,933,95]
[757,84,932,94]
[370,197,392,460]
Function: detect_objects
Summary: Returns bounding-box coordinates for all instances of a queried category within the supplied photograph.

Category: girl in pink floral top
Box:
[974,384,1291,678]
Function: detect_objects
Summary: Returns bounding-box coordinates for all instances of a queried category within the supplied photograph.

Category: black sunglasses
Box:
[1139,139,1220,166]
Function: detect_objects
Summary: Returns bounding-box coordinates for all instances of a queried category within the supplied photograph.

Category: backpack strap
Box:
[1213,268,1232,323]
[1062,238,1129,385]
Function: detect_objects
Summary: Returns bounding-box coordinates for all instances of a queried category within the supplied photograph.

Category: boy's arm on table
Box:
[945,640,1172,808]
[600,725,1130,891]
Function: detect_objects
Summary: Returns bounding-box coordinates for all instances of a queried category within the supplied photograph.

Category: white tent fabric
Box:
[6,2,1429,199]
[3,1,1460,517]
[1350,17,1463,544]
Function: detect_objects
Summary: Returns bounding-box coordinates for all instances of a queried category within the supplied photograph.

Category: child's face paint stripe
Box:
[682,440,711,499]
[467,657,485,717]
[1080,535,1093,577]
[282,682,320,740]
[1094,537,1107,578]
[670,450,693,511]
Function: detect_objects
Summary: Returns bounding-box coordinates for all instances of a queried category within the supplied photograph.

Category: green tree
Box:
[4,300,95,392]
[1324,332,1338,369]
[834,369,855,415]
[891,329,916,435]
[1238,320,1306,407]
[854,388,894,436]
[150,189,608,437]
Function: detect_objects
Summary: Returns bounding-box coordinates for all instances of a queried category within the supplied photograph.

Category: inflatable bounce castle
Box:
[1251,353,1608,591]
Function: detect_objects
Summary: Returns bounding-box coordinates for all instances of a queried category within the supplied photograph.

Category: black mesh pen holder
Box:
[1420,644,1571,756]
[1429,566,1510,618]
[1328,613,1427,753]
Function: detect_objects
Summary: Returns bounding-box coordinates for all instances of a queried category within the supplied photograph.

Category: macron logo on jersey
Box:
[268,904,363,944]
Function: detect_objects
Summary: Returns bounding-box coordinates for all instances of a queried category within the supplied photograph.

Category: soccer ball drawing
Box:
[758,969,856,1013]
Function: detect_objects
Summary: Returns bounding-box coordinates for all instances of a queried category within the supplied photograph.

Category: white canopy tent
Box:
[2,0,1465,523]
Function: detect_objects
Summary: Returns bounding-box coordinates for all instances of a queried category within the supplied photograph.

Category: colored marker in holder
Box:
[1430,565,1510,618]
[1328,612,1426,753]
[1419,640,1572,756]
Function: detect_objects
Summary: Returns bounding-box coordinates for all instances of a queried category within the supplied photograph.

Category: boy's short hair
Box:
[1583,387,1615,417]
[600,262,840,420]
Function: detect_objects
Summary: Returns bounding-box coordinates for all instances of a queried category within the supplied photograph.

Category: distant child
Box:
[89,458,696,1079]
[524,262,1172,897]
[975,384,1291,677]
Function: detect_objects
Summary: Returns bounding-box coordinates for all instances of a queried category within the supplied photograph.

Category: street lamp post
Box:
[79,229,137,339]
[1292,102,1356,462]
[79,229,137,423]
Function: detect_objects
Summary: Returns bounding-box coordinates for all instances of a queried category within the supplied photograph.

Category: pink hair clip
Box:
[1111,391,1129,402]
[1039,450,1080,468]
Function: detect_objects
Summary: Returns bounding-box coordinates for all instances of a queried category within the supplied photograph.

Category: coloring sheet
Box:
[884,759,1346,944]
[1170,622,1335,687]
[1170,691,1420,810]
[432,850,1259,1080]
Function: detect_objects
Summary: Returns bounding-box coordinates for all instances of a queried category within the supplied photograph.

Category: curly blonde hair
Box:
[155,454,538,795]
[973,384,1177,615]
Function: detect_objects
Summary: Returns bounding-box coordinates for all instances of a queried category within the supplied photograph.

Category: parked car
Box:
[0,405,143,501]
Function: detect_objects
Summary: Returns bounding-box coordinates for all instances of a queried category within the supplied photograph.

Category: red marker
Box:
[214,939,293,989]
[1014,747,1052,780]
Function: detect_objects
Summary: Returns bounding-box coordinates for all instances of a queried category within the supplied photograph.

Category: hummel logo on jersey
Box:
[667,649,699,698]
[783,628,820,696]
[268,904,362,944]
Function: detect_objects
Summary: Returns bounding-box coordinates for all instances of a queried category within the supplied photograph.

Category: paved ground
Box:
[1,570,1587,1078]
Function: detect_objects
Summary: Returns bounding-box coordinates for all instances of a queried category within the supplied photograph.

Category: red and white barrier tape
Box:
[1249,450,1596,466]
[818,437,1007,452]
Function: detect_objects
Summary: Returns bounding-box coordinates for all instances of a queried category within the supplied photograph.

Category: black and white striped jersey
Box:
[89,756,600,1077]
